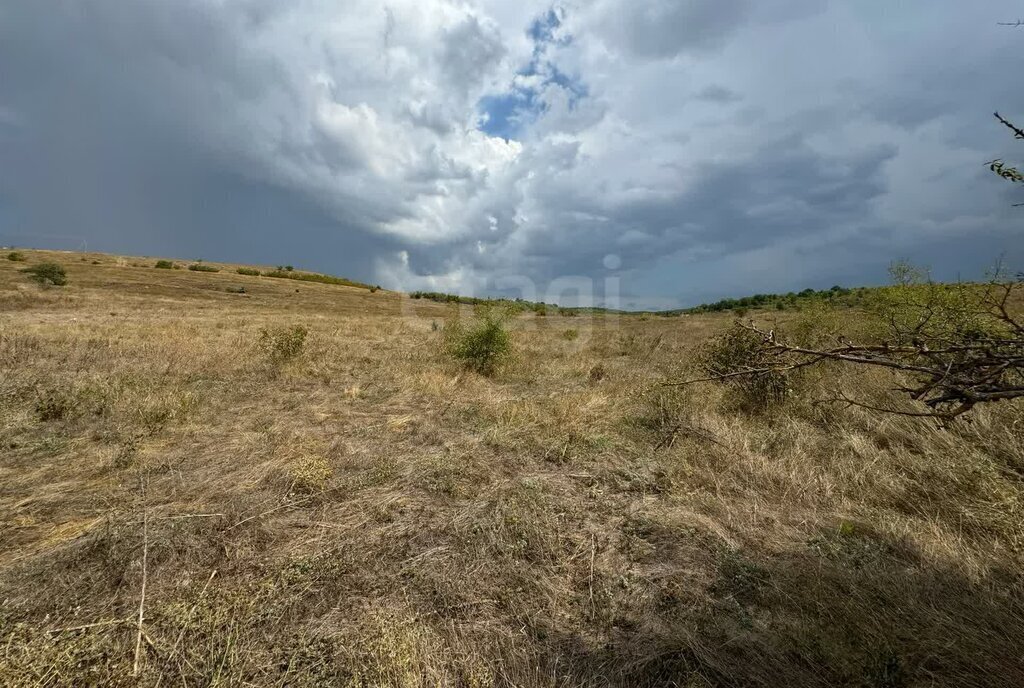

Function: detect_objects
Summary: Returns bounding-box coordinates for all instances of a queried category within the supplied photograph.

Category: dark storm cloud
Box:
[1,0,1023,308]
[593,0,751,59]
[0,0,500,278]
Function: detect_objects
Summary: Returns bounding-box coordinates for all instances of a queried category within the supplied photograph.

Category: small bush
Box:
[698,324,791,411]
[188,263,220,273]
[445,309,513,375]
[236,267,261,276]
[562,329,579,341]
[259,325,308,364]
[226,286,247,294]
[154,260,175,269]
[34,388,77,421]
[7,251,26,262]
[291,454,332,492]
[21,262,67,286]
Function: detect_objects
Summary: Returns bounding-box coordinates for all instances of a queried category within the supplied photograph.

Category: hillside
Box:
[1,250,1022,687]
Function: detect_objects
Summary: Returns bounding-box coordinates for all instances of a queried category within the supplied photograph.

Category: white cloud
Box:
[1,0,1023,307]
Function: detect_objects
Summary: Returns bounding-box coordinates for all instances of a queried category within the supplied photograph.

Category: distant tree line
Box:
[409,291,608,316]
[681,285,863,315]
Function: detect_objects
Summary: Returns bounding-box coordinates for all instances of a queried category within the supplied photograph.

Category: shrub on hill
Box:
[696,325,791,411]
[188,263,220,273]
[444,308,513,375]
[154,260,175,269]
[236,267,261,276]
[264,269,373,290]
[21,262,67,287]
[678,262,1024,420]
[259,325,308,364]
[7,251,26,262]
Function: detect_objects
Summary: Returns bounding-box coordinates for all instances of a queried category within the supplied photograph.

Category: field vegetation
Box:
[0,250,1022,686]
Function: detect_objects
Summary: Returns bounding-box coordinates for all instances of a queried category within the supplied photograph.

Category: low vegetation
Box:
[264,268,375,290]
[412,290,605,316]
[259,324,308,364]
[154,259,175,269]
[443,307,513,375]
[236,267,261,276]
[20,262,67,286]
[678,265,1024,421]
[680,285,862,314]
[6,251,26,262]
[0,249,1022,686]
[188,263,220,273]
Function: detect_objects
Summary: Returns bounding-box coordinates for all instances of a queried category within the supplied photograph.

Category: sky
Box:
[1,1,1022,309]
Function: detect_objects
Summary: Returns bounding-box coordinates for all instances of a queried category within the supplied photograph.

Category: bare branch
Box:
[996,112,1024,140]
[669,281,1024,421]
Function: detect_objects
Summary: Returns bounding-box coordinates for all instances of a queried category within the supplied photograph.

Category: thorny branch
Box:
[671,281,1023,421]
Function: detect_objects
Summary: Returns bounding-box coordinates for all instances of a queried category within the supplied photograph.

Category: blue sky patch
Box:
[477,6,585,141]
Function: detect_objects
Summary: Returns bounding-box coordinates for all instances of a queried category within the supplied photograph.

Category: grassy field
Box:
[1,250,1022,687]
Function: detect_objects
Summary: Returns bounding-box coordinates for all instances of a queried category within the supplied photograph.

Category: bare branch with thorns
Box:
[669,280,1024,421]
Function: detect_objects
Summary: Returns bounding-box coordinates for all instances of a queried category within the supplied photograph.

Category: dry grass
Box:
[0,249,1022,687]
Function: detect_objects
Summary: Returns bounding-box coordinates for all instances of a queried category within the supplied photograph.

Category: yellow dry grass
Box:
[0,249,1022,686]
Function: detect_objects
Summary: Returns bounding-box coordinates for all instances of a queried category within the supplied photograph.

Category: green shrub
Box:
[445,309,513,375]
[264,269,372,289]
[21,262,67,286]
[236,267,261,276]
[154,260,175,269]
[6,251,26,262]
[562,329,579,341]
[863,262,1008,344]
[259,325,308,364]
[188,263,220,273]
[698,324,791,411]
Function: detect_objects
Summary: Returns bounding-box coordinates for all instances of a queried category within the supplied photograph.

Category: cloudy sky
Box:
[1,1,1022,309]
